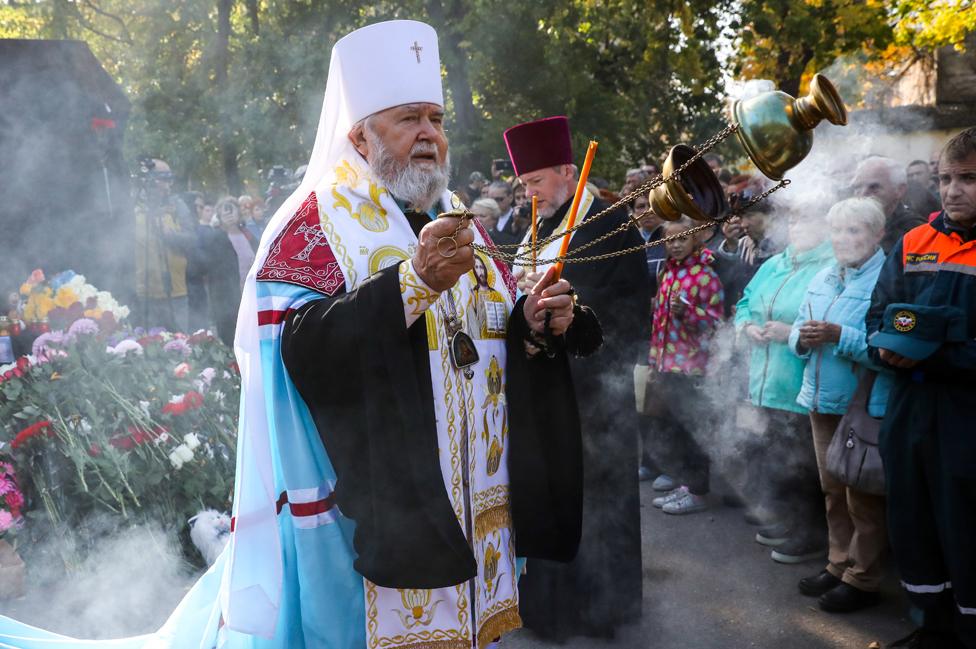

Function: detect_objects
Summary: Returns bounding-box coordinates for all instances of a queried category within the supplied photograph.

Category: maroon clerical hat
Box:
[503,116,573,176]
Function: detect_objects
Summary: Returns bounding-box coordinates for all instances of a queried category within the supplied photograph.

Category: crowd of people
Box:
[131,159,292,346]
[600,132,968,647]
[124,121,972,647]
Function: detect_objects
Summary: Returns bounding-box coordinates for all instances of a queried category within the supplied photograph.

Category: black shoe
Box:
[798,570,841,597]
[770,536,827,564]
[818,582,880,613]
[888,628,968,648]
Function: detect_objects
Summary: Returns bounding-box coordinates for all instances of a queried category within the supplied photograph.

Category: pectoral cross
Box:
[410,41,423,63]
[292,222,328,262]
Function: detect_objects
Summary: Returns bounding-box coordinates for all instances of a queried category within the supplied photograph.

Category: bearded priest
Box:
[0,20,586,649]
[505,117,650,642]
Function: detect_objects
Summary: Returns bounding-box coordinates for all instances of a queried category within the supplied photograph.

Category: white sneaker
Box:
[662,491,708,515]
[652,486,688,509]
[652,474,678,492]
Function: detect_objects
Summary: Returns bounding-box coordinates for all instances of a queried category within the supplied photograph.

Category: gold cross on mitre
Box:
[410,40,423,63]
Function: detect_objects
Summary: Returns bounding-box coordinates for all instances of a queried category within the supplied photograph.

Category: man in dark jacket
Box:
[866,127,976,649]
[851,156,927,253]
[503,115,650,642]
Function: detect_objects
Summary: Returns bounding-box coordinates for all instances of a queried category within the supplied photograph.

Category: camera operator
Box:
[133,157,195,333]
[487,180,527,247]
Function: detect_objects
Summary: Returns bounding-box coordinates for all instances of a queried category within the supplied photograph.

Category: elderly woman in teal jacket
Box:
[734,209,835,564]
[788,197,893,614]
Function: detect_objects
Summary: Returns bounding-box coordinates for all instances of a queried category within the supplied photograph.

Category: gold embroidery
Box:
[473,485,509,510]
[425,311,439,350]
[400,262,439,317]
[438,307,464,523]
[372,245,410,274]
[481,356,504,409]
[331,180,389,232]
[474,504,511,539]
[477,607,522,649]
[394,589,443,629]
[335,160,361,187]
[381,642,467,649]
[317,199,357,287]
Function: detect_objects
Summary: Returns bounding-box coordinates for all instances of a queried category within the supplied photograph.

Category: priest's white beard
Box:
[538,184,573,220]
[364,126,451,212]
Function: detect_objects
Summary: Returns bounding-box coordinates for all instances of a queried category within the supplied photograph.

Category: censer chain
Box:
[474,178,790,266]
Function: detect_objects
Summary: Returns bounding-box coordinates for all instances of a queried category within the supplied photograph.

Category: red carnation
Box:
[10,420,54,449]
[5,491,23,511]
[183,390,204,410]
[162,391,204,416]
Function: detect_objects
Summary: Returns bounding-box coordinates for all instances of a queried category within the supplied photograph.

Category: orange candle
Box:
[553,140,598,280]
[531,195,538,273]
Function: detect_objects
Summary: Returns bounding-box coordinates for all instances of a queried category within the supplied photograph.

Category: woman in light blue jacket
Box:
[788,197,893,614]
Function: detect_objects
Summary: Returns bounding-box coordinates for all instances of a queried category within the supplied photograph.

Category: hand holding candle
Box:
[523,266,575,336]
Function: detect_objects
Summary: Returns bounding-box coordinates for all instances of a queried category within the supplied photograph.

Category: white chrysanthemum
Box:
[168,449,185,470]
[183,433,201,451]
[175,444,194,463]
[109,339,144,356]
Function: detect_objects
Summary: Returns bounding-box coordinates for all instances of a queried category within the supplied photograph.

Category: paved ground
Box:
[0,482,914,647]
[506,481,914,649]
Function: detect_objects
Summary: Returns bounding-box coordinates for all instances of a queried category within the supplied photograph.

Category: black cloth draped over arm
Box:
[280,263,582,589]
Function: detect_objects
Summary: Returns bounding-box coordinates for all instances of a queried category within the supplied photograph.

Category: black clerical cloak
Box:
[518,196,651,640]
[280,253,585,589]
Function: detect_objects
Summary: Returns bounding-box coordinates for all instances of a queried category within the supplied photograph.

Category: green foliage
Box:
[0,0,732,191]
[733,0,894,97]
[891,0,976,51]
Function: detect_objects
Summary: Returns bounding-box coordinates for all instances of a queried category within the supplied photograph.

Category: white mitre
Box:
[332,19,444,124]
[225,20,446,639]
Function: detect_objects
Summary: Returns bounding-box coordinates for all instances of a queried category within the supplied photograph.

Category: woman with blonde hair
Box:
[788,196,893,612]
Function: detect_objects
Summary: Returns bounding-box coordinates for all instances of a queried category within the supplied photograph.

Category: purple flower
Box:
[163,338,191,357]
[0,478,11,496]
[67,318,99,337]
[148,326,167,337]
[32,330,66,359]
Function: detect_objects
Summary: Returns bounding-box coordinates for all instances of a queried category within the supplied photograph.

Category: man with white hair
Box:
[850,156,926,253]
[0,20,590,649]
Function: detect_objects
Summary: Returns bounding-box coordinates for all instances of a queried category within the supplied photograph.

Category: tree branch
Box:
[81,0,133,44]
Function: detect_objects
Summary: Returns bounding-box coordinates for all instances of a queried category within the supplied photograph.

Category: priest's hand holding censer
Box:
[413,214,476,291]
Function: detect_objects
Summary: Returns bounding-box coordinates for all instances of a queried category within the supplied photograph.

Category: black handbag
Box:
[825,371,886,496]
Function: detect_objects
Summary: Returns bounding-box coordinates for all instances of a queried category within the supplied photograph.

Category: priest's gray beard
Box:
[539,184,573,219]
[364,125,451,212]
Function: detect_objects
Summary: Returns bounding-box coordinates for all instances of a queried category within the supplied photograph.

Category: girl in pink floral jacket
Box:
[649,219,725,375]
[647,217,724,515]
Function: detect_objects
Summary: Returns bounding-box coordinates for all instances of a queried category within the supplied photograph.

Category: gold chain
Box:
[437,122,792,267]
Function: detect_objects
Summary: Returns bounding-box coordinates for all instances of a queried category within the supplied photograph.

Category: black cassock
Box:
[518,196,651,641]
[278,213,589,592]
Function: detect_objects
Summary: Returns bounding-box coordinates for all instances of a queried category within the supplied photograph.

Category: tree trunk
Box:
[215,0,242,195]
[426,0,482,180]
[246,0,259,35]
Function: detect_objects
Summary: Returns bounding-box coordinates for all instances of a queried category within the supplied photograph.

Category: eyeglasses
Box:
[150,171,174,182]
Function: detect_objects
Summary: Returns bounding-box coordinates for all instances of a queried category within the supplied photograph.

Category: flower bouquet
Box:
[0,456,26,599]
[0,318,239,566]
[18,269,129,333]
